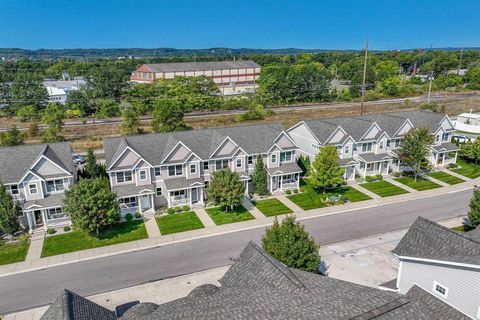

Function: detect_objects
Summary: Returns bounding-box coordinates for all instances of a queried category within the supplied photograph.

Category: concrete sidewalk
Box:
[0,170,476,279]
[383,177,418,193]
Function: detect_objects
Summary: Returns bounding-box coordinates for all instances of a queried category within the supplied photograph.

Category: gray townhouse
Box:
[0,142,76,232]
[42,241,467,319]
[287,110,458,180]
[103,123,302,214]
[380,217,480,319]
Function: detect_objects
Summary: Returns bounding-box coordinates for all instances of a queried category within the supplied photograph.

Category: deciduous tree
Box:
[468,188,480,227]
[41,103,65,142]
[309,145,344,193]
[151,98,186,132]
[461,139,480,164]
[0,126,25,147]
[400,127,434,181]
[121,103,141,136]
[208,170,245,211]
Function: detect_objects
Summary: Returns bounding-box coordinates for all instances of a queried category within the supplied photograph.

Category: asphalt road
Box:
[0,189,471,314]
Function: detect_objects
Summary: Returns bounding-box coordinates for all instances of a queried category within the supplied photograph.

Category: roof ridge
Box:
[417,216,480,245]
[247,241,305,289]
[349,297,411,320]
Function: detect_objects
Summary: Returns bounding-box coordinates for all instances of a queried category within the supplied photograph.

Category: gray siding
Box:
[33,158,65,176]
[398,259,480,319]
[288,124,320,158]
[111,149,139,169]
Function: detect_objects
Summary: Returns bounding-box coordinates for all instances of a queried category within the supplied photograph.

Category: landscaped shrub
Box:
[393,172,401,177]
[167,208,175,215]
[18,233,30,242]
[174,206,182,213]
[365,176,374,182]
[47,228,56,235]
[63,226,71,232]
[293,189,299,194]
[135,212,142,219]
[375,174,383,181]
[114,213,122,222]
[125,213,133,221]
[182,205,190,212]
[285,190,292,195]
[448,163,459,169]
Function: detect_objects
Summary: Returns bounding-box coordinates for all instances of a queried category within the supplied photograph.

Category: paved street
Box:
[0,189,470,314]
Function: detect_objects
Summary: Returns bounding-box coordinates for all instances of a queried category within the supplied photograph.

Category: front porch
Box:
[267,162,303,193]
[430,142,459,167]
[357,153,392,178]
[164,177,205,208]
[23,206,70,233]
[118,193,155,216]
[339,158,358,181]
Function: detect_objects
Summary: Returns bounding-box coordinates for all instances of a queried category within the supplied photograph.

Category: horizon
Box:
[0,0,478,50]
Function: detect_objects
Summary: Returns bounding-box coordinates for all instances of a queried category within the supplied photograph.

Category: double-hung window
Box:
[247,155,256,165]
[361,142,373,152]
[156,187,162,196]
[168,165,183,176]
[46,179,64,192]
[119,197,137,207]
[215,159,228,170]
[116,171,133,183]
[203,162,209,171]
[236,158,242,168]
[9,185,19,195]
[280,151,292,163]
[190,164,196,174]
[139,170,147,181]
[154,167,161,177]
[48,207,65,219]
[29,184,38,195]
[271,154,277,163]
[442,133,449,142]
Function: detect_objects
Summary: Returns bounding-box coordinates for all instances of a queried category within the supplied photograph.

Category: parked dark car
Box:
[72,155,86,165]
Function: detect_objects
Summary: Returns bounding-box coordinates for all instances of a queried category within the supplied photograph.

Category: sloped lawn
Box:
[0,241,29,266]
[451,159,480,179]
[41,220,148,257]
[428,171,464,185]
[253,198,293,217]
[288,186,371,211]
[394,176,442,191]
[206,205,254,225]
[360,180,409,197]
[157,211,204,234]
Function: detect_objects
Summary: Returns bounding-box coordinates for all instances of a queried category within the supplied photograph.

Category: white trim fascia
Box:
[108,146,152,170]
[161,141,192,164]
[230,146,248,159]
[397,255,480,270]
[325,126,347,145]
[340,135,356,147]
[376,131,391,142]
[182,152,202,165]
[440,114,455,131]
[132,158,153,170]
[267,143,284,154]
[19,170,44,184]
[31,154,71,176]
[209,136,238,158]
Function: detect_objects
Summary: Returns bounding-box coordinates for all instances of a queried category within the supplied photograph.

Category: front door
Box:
[437,153,444,165]
[191,188,198,204]
[34,210,43,226]
[140,195,151,210]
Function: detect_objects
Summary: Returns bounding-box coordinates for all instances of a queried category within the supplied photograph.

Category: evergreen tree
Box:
[468,188,480,227]
[0,183,21,236]
[262,216,322,274]
[251,155,268,195]
[309,145,344,193]
[208,170,245,211]
[297,155,311,176]
[400,127,433,181]
[83,148,100,179]
[64,178,120,235]
[121,103,141,136]
[0,126,25,147]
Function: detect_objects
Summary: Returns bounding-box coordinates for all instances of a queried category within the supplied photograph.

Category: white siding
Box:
[164,144,190,162]
[396,121,413,136]
[276,133,296,149]
[398,259,480,319]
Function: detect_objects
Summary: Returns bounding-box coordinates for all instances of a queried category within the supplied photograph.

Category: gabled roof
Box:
[40,289,116,320]
[383,110,450,133]
[0,142,74,184]
[104,123,288,168]
[430,142,459,153]
[141,60,260,73]
[301,120,339,144]
[393,216,480,266]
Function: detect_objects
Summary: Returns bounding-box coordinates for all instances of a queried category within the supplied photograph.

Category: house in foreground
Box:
[129,60,261,95]
[380,217,480,319]
[103,123,302,214]
[288,110,458,180]
[41,241,467,319]
[0,142,75,232]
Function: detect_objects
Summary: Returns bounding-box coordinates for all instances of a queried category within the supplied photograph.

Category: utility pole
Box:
[427,71,433,103]
[457,48,464,76]
[360,38,368,115]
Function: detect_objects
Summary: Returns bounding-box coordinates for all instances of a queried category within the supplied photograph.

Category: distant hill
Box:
[1,47,478,59]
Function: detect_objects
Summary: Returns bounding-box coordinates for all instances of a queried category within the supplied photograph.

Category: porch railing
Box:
[281,181,298,190]
[171,197,190,207]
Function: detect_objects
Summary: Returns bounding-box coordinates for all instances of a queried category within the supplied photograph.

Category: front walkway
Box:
[275,195,303,212]
[424,175,449,187]
[241,199,267,219]
[383,177,418,193]
[447,168,473,180]
[349,184,381,199]
[25,230,45,262]
[144,215,161,238]
[193,208,216,228]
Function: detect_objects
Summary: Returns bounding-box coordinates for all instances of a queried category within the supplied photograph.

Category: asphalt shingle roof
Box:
[0,142,74,184]
[143,60,260,73]
[430,142,459,153]
[393,216,480,265]
[111,184,155,198]
[104,123,286,168]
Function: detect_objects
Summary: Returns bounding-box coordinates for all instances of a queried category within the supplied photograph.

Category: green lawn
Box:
[156,211,204,235]
[252,198,293,217]
[428,171,465,185]
[0,241,29,266]
[41,220,148,257]
[451,225,475,232]
[288,186,372,211]
[206,205,254,225]
[394,176,442,191]
[452,159,480,179]
[360,180,409,197]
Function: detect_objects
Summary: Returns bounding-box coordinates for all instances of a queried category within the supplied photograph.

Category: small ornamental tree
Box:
[309,145,344,193]
[468,188,480,227]
[262,216,322,274]
[461,139,480,165]
[0,183,21,236]
[208,169,245,211]
[400,127,433,181]
[64,178,120,235]
[251,155,268,196]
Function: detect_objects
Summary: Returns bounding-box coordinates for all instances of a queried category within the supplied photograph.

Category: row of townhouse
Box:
[0,110,459,232]
[103,123,303,216]
[287,110,459,180]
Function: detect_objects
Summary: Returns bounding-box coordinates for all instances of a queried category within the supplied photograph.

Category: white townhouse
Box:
[0,142,76,232]
[103,123,302,215]
[287,110,458,180]
[380,217,480,320]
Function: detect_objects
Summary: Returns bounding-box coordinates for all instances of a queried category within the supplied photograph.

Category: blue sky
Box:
[0,0,478,50]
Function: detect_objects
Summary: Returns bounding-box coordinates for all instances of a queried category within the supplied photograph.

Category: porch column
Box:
[41,209,48,230]
[200,187,204,204]
[26,212,34,233]
[280,175,283,191]
[434,153,438,167]
[189,189,192,206]
[386,161,390,174]
[269,176,273,193]
[150,195,154,210]
[138,196,142,213]
[296,174,300,189]
[364,165,367,178]
[454,151,458,163]
[353,166,356,179]
[167,192,171,208]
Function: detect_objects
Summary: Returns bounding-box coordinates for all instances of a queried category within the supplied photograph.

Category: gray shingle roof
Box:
[393,216,480,265]
[267,162,302,176]
[339,157,358,167]
[0,142,74,184]
[302,120,339,144]
[23,193,65,210]
[163,177,203,191]
[382,110,449,133]
[104,123,286,168]
[143,60,260,73]
[40,289,116,320]
[430,142,459,153]
[358,152,392,163]
[112,184,155,198]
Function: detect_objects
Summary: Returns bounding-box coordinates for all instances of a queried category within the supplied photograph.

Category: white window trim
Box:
[190,164,196,174]
[28,183,38,195]
[116,171,133,184]
[139,170,147,181]
[46,179,65,193]
[156,187,162,197]
[433,281,448,298]
[168,165,183,177]
[154,167,161,177]
[236,158,242,168]
[271,154,277,163]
